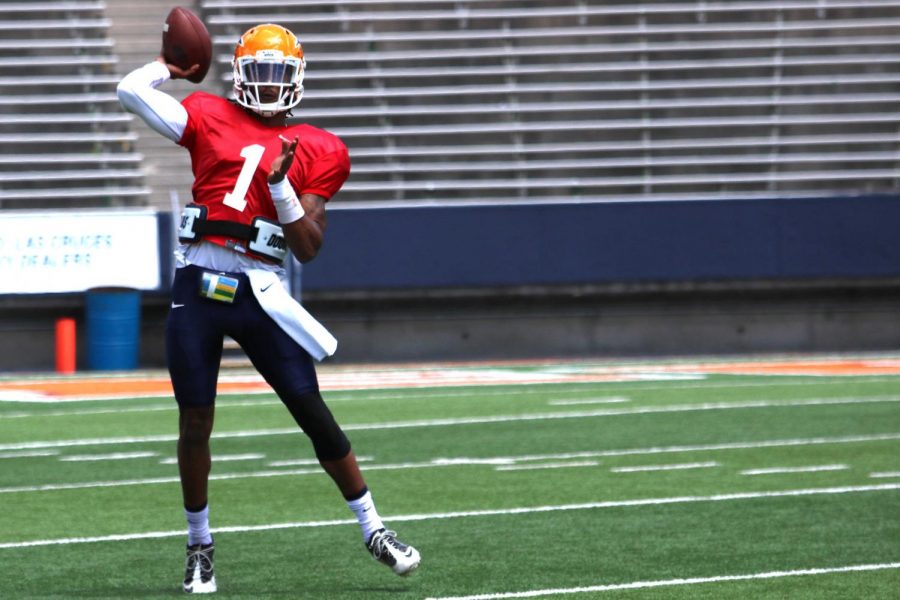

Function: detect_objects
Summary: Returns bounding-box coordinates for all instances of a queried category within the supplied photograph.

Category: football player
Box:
[117,23,420,594]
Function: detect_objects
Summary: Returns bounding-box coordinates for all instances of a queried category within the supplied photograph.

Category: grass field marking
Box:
[546,397,630,406]
[160,453,266,465]
[267,455,373,467]
[0,450,58,459]
[0,403,182,420]
[207,453,266,462]
[870,471,900,478]
[0,429,294,452]
[266,457,330,467]
[740,464,849,476]
[432,457,517,466]
[424,562,900,600]
[610,461,720,473]
[0,467,326,495]
[0,385,626,409]
[0,475,183,495]
[0,391,52,402]
[336,395,900,434]
[455,432,900,463]
[494,460,600,472]
[3,432,899,494]
[323,376,900,400]
[59,451,158,462]
[1,483,898,550]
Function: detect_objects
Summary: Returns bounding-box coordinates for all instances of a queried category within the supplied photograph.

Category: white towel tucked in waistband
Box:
[246,269,337,361]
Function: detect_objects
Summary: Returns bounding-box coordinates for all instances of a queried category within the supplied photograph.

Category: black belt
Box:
[191,219,257,241]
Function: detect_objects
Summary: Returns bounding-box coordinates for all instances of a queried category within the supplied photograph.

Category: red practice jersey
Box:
[178,91,350,255]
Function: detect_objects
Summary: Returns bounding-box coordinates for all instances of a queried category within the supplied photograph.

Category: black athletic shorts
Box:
[166,265,319,406]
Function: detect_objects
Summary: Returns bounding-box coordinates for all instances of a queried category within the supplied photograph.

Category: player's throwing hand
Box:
[155,56,200,81]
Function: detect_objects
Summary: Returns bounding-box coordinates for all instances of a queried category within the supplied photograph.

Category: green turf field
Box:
[1,362,898,599]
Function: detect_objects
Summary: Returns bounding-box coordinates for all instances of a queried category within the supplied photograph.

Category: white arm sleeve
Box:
[116,61,188,143]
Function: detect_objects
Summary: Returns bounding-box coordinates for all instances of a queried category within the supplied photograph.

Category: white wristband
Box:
[268,178,305,224]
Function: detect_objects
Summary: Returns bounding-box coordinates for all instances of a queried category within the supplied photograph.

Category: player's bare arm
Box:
[269,135,327,263]
[287,194,328,263]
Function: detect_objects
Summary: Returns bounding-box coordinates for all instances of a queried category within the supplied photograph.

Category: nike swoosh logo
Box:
[171,303,185,309]
[261,283,274,292]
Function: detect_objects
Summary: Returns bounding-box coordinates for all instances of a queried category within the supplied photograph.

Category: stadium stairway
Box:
[105,0,223,211]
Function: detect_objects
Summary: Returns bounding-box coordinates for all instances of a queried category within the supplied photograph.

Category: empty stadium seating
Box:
[0,0,149,209]
[199,0,900,205]
[3,1,899,210]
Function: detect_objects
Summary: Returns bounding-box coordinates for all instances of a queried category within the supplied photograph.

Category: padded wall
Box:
[302,195,900,291]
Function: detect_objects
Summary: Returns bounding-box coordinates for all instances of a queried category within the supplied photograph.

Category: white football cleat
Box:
[183,540,217,593]
[366,529,421,576]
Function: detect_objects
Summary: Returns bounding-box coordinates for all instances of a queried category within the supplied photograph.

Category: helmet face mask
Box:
[232,24,305,117]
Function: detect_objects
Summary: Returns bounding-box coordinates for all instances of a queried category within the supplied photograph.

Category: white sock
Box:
[347,490,385,543]
[185,504,213,546]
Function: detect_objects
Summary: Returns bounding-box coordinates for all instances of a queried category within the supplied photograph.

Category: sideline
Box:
[1,356,900,402]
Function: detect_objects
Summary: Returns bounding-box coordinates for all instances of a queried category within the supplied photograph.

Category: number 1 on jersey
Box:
[223,144,266,212]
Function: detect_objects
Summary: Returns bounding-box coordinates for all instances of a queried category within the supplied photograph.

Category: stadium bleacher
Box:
[196,0,900,206]
[0,0,149,209]
[2,1,899,209]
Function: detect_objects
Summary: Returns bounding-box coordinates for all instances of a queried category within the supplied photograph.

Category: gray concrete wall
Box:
[2,283,899,372]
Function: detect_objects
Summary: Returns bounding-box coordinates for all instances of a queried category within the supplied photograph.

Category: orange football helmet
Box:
[232,23,305,117]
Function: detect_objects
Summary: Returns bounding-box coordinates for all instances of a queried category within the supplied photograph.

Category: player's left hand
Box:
[268,135,299,184]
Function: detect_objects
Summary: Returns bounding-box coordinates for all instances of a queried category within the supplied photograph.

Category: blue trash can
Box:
[86,288,141,370]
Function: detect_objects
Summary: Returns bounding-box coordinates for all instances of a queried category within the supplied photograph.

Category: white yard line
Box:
[547,397,630,406]
[0,450,58,459]
[1,433,898,494]
[869,471,900,478]
[0,430,288,452]
[611,461,720,473]
[59,451,158,462]
[160,453,265,465]
[337,397,900,434]
[266,458,321,467]
[267,455,372,467]
[740,464,849,476]
[205,453,265,462]
[2,396,898,452]
[424,562,900,600]
[0,404,185,419]
[0,483,898,550]
[0,398,289,419]
[495,461,600,472]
